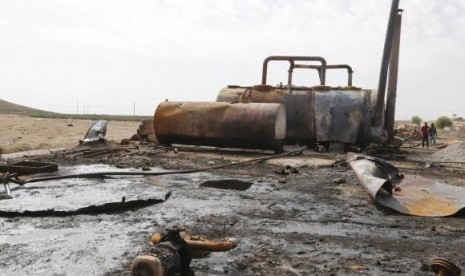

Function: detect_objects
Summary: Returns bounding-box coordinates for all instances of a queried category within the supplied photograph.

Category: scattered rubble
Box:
[0,161,58,175]
[125,119,157,144]
[432,141,465,162]
[1,143,464,275]
[395,123,421,141]
[137,119,157,142]
[332,178,346,184]
[275,165,299,175]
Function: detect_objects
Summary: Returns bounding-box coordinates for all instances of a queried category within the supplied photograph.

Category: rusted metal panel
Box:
[314,90,372,144]
[350,155,465,217]
[217,87,315,145]
[215,86,250,103]
[153,101,286,151]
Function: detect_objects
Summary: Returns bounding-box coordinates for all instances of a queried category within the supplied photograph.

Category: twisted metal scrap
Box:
[0,172,14,196]
[349,155,465,217]
[0,172,11,183]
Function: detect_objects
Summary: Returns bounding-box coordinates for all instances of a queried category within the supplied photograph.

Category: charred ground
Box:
[1,139,464,275]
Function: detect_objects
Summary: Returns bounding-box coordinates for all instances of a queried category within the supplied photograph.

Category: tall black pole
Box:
[373,0,400,127]
[385,10,403,138]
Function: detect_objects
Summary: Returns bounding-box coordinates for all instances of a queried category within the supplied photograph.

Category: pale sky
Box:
[1,0,464,119]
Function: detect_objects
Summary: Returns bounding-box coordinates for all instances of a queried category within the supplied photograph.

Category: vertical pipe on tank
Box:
[347,69,353,86]
[288,61,294,86]
[373,0,400,127]
[385,10,403,138]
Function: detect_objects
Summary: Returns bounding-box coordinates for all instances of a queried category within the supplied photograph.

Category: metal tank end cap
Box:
[431,258,461,276]
[131,255,163,276]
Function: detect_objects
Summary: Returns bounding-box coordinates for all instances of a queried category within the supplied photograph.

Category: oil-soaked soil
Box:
[1,144,464,275]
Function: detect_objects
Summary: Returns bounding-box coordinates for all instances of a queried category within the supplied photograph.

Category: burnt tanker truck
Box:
[154,1,403,153]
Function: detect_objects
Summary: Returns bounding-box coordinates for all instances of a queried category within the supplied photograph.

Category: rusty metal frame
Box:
[261,56,327,86]
[290,64,354,86]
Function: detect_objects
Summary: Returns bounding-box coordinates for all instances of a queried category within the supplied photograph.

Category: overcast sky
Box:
[1,0,464,119]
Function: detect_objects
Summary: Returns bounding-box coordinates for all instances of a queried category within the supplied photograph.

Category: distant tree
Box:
[411,115,422,125]
[435,116,453,129]
[452,113,457,120]
[456,116,464,122]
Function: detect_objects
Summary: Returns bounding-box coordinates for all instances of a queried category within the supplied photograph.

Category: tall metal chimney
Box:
[385,9,403,138]
[373,0,400,128]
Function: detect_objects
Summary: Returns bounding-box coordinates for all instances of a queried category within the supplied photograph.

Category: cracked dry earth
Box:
[0,146,464,275]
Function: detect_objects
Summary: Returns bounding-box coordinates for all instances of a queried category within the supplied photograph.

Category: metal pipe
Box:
[385,10,403,138]
[151,233,237,252]
[373,0,400,127]
[291,64,354,86]
[287,60,294,86]
[261,56,327,85]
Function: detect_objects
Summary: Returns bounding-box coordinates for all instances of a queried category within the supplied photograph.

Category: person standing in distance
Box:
[428,122,438,147]
[421,122,429,149]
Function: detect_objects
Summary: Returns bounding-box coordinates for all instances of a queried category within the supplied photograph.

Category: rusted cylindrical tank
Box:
[217,86,315,146]
[217,86,379,147]
[154,101,286,151]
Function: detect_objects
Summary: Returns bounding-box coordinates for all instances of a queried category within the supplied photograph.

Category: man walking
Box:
[421,122,429,148]
[428,122,438,147]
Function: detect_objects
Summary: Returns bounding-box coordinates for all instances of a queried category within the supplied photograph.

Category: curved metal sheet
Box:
[80,120,107,144]
[350,155,465,217]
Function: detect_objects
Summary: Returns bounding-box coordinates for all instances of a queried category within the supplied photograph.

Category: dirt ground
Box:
[0,114,139,154]
[0,116,464,275]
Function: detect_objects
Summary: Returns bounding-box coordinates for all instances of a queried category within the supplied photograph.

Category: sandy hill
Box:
[0,99,54,116]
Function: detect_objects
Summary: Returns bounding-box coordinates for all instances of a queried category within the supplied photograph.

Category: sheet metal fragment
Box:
[79,120,108,144]
[349,155,465,217]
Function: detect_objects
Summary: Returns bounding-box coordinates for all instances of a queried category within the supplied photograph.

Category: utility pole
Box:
[77,100,79,115]
[133,102,136,116]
